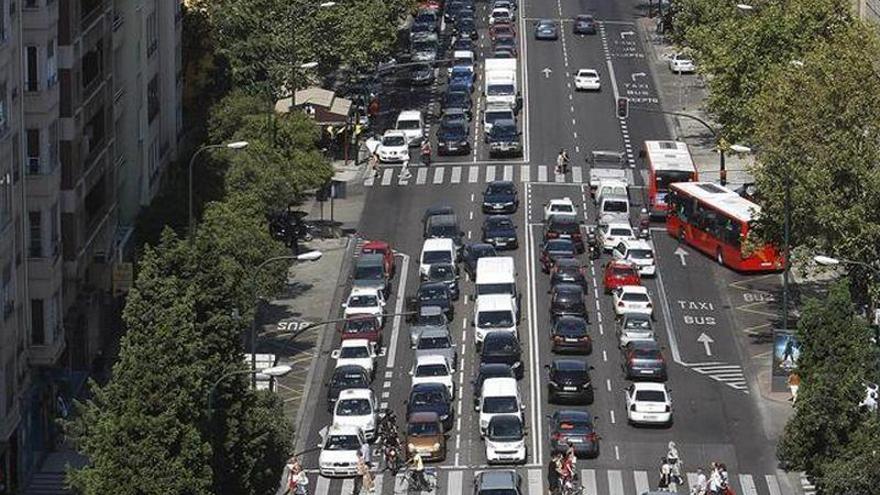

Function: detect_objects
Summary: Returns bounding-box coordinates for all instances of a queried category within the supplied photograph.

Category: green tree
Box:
[777,281,878,479]
[819,416,880,494]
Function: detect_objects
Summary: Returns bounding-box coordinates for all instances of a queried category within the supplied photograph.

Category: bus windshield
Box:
[655,170,695,191]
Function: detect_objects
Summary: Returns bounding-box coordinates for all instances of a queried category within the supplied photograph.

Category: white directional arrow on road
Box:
[631,72,647,82]
[620,30,635,39]
[542,67,553,78]
[697,333,715,356]
[674,246,689,266]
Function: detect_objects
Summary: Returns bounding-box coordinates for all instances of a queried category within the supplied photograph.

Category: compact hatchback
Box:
[547,410,600,458]
[603,260,642,294]
[485,414,527,464]
[549,284,587,321]
[550,316,592,354]
[406,412,447,461]
[540,239,577,273]
[544,215,584,252]
[546,358,594,404]
[621,340,667,380]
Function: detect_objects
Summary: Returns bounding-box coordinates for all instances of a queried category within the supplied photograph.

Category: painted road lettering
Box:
[742,292,775,303]
[677,300,717,325]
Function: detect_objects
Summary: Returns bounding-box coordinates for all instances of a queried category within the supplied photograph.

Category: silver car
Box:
[414,327,458,372]
[409,305,449,347]
[616,313,656,347]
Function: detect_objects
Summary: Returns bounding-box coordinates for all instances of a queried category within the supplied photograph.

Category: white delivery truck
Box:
[484,58,518,110]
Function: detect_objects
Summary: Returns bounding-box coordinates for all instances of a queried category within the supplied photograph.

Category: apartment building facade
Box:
[0,0,180,490]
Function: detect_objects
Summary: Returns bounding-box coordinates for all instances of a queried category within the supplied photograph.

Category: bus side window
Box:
[719,217,742,248]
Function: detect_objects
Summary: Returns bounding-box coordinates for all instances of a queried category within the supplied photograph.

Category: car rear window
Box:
[417,336,450,349]
[416,364,448,377]
[408,421,441,436]
[622,293,650,302]
[557,420,592,434]
[610,228,633,236]
[611,266,637,276]
[635,390,666,402]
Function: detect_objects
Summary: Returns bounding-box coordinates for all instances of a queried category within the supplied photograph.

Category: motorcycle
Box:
[586,227,601,260]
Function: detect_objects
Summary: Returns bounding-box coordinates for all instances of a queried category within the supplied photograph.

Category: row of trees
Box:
[66,0,415,491]
[671,0,880,492]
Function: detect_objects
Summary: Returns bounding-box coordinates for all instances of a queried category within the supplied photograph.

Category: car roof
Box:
[411,382,447,393]
[339,338,371,348]
[606,222,633,229]
[577,68,598,74]
[607,260,637,269]
[479,362,513,375]
[483,331,518,344]
[620,285,649,294]
[338,388,374,401]
[553,283,583,293]
[622,239,653,250]
[428,214,458,226]
[489,414,522,426]
[485,105,514,113]
[334,364,369,375]
[382,130,408,138]
[549,197,574,205]
[408,411,441,423]
[549,215,578,224]
[416,354,449,366]
[556,258,581,268]
[362,240,389,250]
[552,358,589,371]
[453,50,474,58]
[419,305,444,317]
[398,110,422,120]
[425,205,455,217]
[627,339,661,351]
[423,238,455,250]
[475,293,515,310]
[327,424,362,435]
[419,327,451,338]
[482,377,517,393]
[349,287,382,297]
[494,118,516,127]
[477,470,519,489]
[632,382,667,392]
[419,281,449,292]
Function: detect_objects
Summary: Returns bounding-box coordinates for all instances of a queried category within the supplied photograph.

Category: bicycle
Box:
[405,467,438,493]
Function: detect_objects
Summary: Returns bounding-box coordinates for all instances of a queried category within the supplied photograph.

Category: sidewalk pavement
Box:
[637,18,756,187]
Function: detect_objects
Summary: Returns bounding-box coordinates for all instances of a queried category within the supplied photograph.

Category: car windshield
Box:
[622,292,650,302]
[610,228,633,237]
[547,240,574,253]
[604,200,628,213]
[339,346,370,359]
[629,249,654,259]
[333,372,367,388]
[555,369,586,381]
[487,217,514,229]
[485,111,512,124]
[478,310,514,328]
[355,265,383,280]
[408,421,442,436]
[487,84,515,95]
[635,390,667,402]
[336,398,372,416]
[423,250,452,264]
[611,266,637,277]
[411,390,445,405]
[324,434,361,451]
[551,221,579,234]
[348,295,378,307]
[344,319,375,334]
[419,286,448,302]
[429,264,456,281]
[417,313,445,327]
[492,124,517,137]
[416,364,449,377]
[429,224,460,238]
[418,336,450,349]
[633,348,662,360]
[487,183,515,195]
[445,92,468,105]
[538,22,555,29]
[483,396,518,413]
[579,71,597,78]
[476,282,514,296]
[488,418,523,440]
[556,319,587,334]
[397,119,421,130]
[382,135,406,147]
[552,204,575,213]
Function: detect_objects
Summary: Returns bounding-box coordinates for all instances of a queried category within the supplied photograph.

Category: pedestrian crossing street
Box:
[689,362,749,393]
[304,466,788,495]
[364,164,638,187]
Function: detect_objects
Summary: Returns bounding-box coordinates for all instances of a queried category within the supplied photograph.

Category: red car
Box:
[489,23,516,41]
[603,261,641,294]
[361,240,395,279]
[340,315,383,344]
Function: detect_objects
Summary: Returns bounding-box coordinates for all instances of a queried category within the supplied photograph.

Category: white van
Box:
[478,377,523,435]
[396,110,425,146]
[420,238,456,277]
[597,193,630,225]
[594,179,629,205]
[475,257,519,320]
[473,294,517,344]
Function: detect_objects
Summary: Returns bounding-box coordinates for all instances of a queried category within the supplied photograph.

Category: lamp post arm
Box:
[188,144,227,238]
[207,368,258,417]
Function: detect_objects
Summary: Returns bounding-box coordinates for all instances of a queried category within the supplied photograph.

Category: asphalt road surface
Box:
[294,0,786,493]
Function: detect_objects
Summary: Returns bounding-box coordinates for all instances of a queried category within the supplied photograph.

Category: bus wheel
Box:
[716,249,724,265]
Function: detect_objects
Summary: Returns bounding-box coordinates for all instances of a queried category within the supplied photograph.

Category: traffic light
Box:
[616,97,629,119]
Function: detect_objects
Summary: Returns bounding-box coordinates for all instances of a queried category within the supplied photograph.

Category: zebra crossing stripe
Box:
[739,474,758,495]
[451,166,462,183]
[582,468,598,495]
[433,167,445,184]
[520,165,530,182]
[538,166,548,182]
[416,167,428,185]
[381,168,393,186]
[527,469,543,495]
[373,471,383,493]
[340,478,353,493]
[555,170,566,183]
[766,474,782,495]
[687,472,699,490]
[503,165,513,181]
[486,166,496,182]
[572,166,583,183]
[469,165,479,183]
[608,470,625,495]
[313,475,330,494]
[634,470,650,494]
[448,469,463,494]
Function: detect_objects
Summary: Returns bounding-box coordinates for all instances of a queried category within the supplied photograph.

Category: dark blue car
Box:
[407,382,454,430]
[482,215,519,250]
[482,180,519,213]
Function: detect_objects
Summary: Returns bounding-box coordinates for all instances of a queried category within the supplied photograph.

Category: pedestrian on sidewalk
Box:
[787,372,801,403]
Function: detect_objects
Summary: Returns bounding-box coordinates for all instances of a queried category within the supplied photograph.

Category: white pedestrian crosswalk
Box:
[363,165,638,187]
[305,466,788,495]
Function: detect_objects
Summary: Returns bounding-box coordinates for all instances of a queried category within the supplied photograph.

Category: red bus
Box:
[642,140,698,216]
[666,182,783,272]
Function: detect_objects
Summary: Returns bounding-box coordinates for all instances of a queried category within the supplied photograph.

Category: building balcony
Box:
[28,327,67,367]
[26,159,62,198]
[81,0,108,33]
[28,241,63,281]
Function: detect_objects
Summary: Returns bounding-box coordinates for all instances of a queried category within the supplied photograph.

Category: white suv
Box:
[395,110,425,146]
[411,354,455,398]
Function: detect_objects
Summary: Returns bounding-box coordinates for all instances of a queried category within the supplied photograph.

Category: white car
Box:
[612,239,656,276]
[574,69,601,91]
[318,424,367,477]
[625,382,672,425]
[484,414,527,464]
[489,7,512,24]
[598,222,636,252]
[377,130,409,163]
[612,285,654,319]
[543,198,577,222]
[333,389,378,440]
[411,354,455,399]
[617,313,656,347]
[342,287,386,326]
[331,339,379,379]
[668,53,695,73]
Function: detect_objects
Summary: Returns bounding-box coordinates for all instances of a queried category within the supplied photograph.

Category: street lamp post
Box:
[249,251,323,387]
[207,365,293,417]
[188,141,249,237]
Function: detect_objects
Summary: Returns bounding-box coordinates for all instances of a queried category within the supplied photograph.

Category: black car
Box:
[442,91,473,120]
[409,63,435,86]
[621,340,667,381]
[456,17,478,40]
[422,205,455,228]
[437,120,471,155]
[550,315,592,354]
[482,180,519,213]
[549,283,587,321]
[544,215,584,252]
[472,363,515,409]
[452,37,475,53]
[548,410,600,458]
[480,331,523,379]
[481,215,518,250]
[424,213,464,251]
[486,119,522,157]
[416,281,454,320]
[550,258,588,290]
[461,242,497,278]
[407,382,454,430]
[573,14,597,34]
[540,239,576,273]
[326,365,370,410]
[546,359,594,404]
[426,262,460,300]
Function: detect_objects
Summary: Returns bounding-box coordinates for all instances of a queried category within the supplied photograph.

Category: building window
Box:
[84,174,107,226]
[26,46,39,92]
[46,39,57,88]
[26,128,41,174]
[49,291,60,340]
[82,41,104,91]
[48,120,58,171]
[146,11,158,56]
[28,211,42,257]
[83,107,106,160]
[24,0,38,8]
[147,75,159,122]
[31,299,45,345]
[50,202,59,254]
